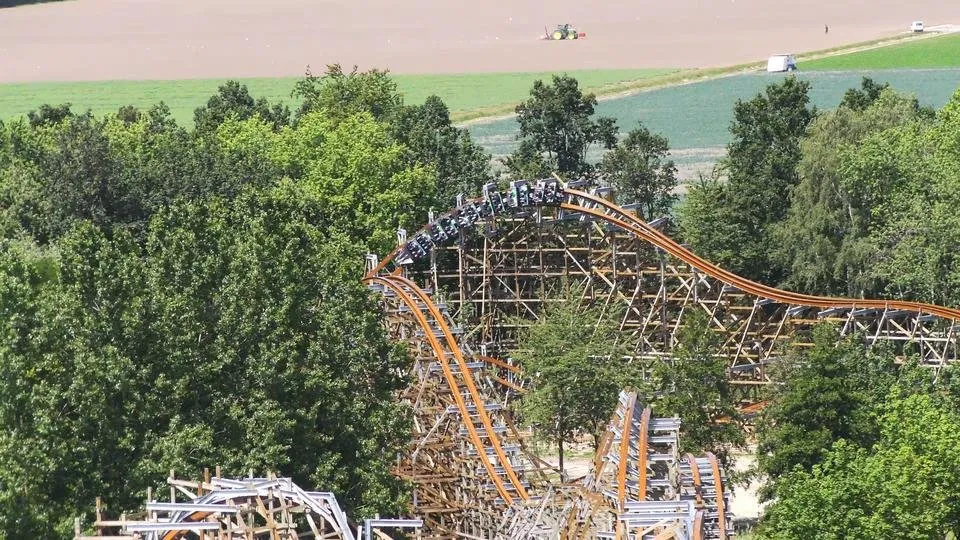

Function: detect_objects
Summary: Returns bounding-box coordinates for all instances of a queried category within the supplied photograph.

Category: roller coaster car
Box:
[540,179,563,206]
[507,180,532,208]
[395,247,413,265]
[429,221,449,243]
[405,235,428,261]
[412,232,433,256]
[439,216,459,237]
[529,183,543,205]
[475,199,494,219]
[456,203,479,227]
[484,184,506,215]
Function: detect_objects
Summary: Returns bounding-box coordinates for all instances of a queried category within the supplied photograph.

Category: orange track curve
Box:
[367,188,960,322]
[363,274,528,503]
[385,274,530,501]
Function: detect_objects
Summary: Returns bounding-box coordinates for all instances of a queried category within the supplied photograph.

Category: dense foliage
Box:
[509,283,630,477]
[0,65,494,537]
[600,124,678,220]
[757,391,960,539]
[643,309,743,466]
[505,74,618,177]
[680,76,815,283]
[681,76,960,306]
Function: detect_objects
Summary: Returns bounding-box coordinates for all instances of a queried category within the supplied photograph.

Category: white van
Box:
[911,21,924,33]
[767,54,797,72]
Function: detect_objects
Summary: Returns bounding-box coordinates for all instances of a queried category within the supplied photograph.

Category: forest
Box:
[1,66,959,538]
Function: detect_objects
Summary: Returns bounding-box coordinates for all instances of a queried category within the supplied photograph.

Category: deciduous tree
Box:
[510,283,630,477]
[757,393,960,539]
[601,123,677,221]
[508,75,618,176]
[646,309,743,466]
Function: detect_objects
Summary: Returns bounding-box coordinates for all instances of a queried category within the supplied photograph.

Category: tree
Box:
[755,324,900,496]
[679,77,814,283]
[0,186,414,537]
[271,111,437,253]
[510,283,630,478]
[501,139,552,179]
[194,80,290,134]
[291,66,492,205]
[392,95,492,207]
[508,75,618,176]
[600,123,678,221]
[0,103,283,245]
[678,173,753,272]
[292,64,402,123]
[839,77,891,111]
[857,89,960,307]
[27,103,73,128]
[646,309,743,466]
[757,393,960,539]
[773,87,925,297]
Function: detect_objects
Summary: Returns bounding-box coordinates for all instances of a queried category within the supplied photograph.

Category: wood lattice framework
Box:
[371,182,960,399]
[356,178,960,537]
[80,179,959,539]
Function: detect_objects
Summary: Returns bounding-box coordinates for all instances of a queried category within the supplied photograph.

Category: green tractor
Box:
[548,23,580,40]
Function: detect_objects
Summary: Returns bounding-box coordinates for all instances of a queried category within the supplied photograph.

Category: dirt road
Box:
[1,0,958,82]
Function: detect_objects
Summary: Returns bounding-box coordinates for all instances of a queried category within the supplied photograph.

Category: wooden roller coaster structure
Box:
[356,177,959,538]
[370,179,960,393]
[78,178,960,539]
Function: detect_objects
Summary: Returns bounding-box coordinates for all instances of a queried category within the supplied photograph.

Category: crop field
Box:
[0,69,673,126]
[469,68,960,177]
[803,32,960,70]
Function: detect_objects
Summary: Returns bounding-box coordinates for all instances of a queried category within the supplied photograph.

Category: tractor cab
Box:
[551,23,580,40]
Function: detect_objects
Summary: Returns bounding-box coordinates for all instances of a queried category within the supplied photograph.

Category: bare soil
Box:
[1,0,958,82]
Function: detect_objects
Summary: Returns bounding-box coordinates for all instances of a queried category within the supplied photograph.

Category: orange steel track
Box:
[369,188,960,323]
[383,273,529,500]
[364,275,526,503]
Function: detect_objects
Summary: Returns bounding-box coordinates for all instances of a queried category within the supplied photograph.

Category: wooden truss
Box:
[361,270,734,538]
[372,182,960,397]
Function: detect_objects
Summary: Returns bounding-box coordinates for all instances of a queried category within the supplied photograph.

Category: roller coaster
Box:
[77,178,960,539]
[370,179,960,390]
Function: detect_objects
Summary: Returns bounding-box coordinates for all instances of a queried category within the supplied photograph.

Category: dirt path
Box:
[1,0,958,82]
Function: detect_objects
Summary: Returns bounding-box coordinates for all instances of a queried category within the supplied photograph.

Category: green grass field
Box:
[803,32,960,70]
[0,69,673,126]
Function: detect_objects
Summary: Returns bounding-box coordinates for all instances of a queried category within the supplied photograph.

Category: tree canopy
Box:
[757,393,960,539]
[600,124,678,220]
[679,76,815,283]
[509,282,630,477]
[506,75,618,176]
[0,67,499,537]
[644,309,743,466]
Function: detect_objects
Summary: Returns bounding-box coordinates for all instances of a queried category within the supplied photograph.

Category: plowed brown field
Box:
[1,0,959,82]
